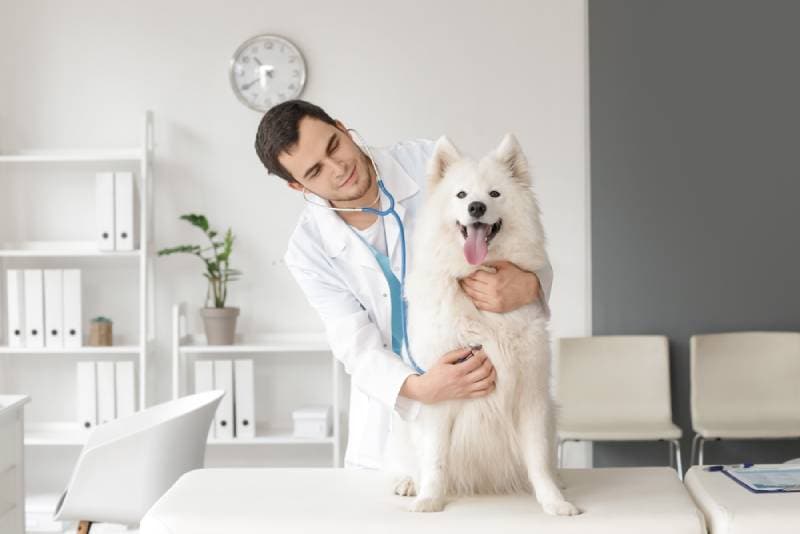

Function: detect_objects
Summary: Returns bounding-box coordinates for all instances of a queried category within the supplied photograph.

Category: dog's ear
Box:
[427,135,462,186]
[493,133,530,185]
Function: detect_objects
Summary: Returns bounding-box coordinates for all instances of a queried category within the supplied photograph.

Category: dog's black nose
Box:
[468,201,486,218]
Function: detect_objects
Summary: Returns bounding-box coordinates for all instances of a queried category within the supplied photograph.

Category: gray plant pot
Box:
[200,307,240,345]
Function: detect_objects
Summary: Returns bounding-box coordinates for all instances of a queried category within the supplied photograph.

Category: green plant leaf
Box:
[180,213,209,232]
[157,244,202,256]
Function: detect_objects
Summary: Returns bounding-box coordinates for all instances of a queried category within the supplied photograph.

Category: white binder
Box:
[96,172,116,251]
[115,361,136,419]
[62,269,83,348]
[23,270,44,348]
[96,361,116,425]
[6,269,25,348]
[76,361,97,430]
[194,360,216,439]
[234,359,256,439]
[213,360,234,440]
[43,269,64,348]
[114,172,137,251]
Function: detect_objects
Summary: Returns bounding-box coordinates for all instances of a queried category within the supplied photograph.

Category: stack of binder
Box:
[194,359,255,439]
[5,269,82,348]
[96,171,138,251]
[76,360,136,429]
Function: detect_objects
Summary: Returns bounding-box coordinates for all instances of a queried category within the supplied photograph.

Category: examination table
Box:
[140,467,705,534]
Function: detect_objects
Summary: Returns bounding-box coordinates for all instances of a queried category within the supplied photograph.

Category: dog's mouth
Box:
[457,219,502,265]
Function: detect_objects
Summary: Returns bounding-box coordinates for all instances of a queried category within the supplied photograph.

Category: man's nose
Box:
[468,201,486,218]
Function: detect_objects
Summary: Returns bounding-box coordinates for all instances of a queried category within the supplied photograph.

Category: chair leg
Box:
[690,434,702,466]
[78,521,93,534]
[670,439,683,480]
[698,437,706,466]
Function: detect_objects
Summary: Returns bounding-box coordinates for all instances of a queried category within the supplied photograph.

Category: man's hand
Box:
[459,261,541,313]
[401,347,496,404]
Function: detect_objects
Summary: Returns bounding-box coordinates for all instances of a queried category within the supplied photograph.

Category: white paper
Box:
[23,270,44,348]
[234,359,256,439]
[96,361,116,425]
[114,172,137,251]
[115,361,136,419]
[76,361,97,430]
[62,269,83,348]
[96,172,116,251]
[43,269,64,348]
[726,465,800,492]
[213,360,234,440]
[6,270,25,348]
[194,360,215,439]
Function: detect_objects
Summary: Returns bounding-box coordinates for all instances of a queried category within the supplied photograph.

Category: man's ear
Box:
[427,135,462,188]
[493,133,531,185]
[287,180,304,193]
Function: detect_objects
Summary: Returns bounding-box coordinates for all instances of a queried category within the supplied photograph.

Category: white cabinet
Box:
[0,395,29,534]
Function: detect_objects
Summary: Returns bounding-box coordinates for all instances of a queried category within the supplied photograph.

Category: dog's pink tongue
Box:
[464,224,489,265]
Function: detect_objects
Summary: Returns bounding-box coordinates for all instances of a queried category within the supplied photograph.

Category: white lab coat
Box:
[284,139,553,469]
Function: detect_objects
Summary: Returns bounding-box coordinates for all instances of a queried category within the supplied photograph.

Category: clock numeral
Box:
[278,92,286,100]
[292,69,300,78]
[280,44,286,52]
[289,83,296,90]
[242,56,250,63]
[264,41,273,50]
[289,56,297,63]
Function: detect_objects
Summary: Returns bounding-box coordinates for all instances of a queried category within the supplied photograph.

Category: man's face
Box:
[280,117,374,205]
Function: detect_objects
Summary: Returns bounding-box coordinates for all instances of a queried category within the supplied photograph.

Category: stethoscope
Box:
[301,131,426,374]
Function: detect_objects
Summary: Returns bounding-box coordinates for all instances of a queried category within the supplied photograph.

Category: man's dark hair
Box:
[254,100,337,183]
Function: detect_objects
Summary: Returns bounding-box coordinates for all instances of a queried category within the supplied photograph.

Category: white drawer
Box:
[0,419,21,473]
[0,503,22,534]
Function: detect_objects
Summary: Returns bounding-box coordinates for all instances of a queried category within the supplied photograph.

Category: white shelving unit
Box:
[172,303,342,466]
[0,111,155,449]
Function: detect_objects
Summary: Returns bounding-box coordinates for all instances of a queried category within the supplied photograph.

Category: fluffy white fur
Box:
[387,134,580,516]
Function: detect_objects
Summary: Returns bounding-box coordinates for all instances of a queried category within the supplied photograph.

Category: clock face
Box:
[229,35,307,112]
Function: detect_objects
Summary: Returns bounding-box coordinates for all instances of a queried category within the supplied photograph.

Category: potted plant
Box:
[158,214,242,345]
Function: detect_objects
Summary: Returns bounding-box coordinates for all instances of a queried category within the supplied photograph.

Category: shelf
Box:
[209,427,335,445]
[179,333,330,354]
[0,241,142,257]
[0,345,141,355]
[0,148,144,163]
[25,422,88,446]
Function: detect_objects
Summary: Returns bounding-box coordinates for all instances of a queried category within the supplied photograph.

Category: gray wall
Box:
[590,0,800,468]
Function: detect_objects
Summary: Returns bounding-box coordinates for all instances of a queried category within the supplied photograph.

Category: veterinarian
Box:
[254,100,553,469]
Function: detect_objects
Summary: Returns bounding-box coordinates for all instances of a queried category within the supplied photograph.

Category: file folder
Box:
[115,361,136,419]
[114,172,137,251]
[62,269,82,348]
[194,360,216,439]
[234,359,256,439]
[6,270,25,348]
[96,361,116,425]
[213,360,234,440]
[96,172,116,251]
[23,270,44,348]
[76,361,97,430]
[43,269,64,348]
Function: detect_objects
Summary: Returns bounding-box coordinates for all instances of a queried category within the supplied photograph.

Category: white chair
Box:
[53,390,223,533]
[690,332,800,466]
[555,336,683,477]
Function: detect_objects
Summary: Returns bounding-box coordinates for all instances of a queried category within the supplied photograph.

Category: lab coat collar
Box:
[306,144,420,261]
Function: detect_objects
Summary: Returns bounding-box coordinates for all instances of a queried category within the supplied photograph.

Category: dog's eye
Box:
[489,190,501,198]
[456,191,467,199]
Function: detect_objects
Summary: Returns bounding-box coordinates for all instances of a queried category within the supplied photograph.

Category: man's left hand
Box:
[459,261,541,313]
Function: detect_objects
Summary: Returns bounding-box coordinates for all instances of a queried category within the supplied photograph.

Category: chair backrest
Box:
[555,336,674,425]
[54,390,223,526]
[690,332,800,426]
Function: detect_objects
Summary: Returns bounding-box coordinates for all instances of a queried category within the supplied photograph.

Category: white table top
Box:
[141,467,703,534]
[685,465,800,534]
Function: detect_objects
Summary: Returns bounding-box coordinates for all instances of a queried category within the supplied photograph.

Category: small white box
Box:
[292,405,332,439]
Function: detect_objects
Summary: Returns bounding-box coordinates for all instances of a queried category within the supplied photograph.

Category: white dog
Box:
[388,134,580,517]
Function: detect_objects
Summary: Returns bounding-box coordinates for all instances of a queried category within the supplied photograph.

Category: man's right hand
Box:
[401,347,497,404]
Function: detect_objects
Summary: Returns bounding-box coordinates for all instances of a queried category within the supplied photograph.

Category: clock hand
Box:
[259,65,275,88]
[241,79,259,90]
[253,57,263,66]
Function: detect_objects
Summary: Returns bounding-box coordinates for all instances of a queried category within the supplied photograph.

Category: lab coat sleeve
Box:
[284,236,420,420]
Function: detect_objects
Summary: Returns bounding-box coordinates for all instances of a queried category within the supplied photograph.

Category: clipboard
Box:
[708,464,800,493]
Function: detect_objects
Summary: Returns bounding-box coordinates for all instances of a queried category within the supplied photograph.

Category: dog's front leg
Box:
[409,408,451,512]
[519,399,581,516]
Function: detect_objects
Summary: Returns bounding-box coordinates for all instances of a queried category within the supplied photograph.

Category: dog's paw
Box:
[541,499,581,516]
[408,496,446,513]
[394,476,417,497]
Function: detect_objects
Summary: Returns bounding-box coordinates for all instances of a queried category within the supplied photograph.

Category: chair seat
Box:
[558,421,682,441]
[693,418,800,439]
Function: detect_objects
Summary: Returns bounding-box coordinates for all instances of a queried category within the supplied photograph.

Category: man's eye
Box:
[456,191,467,199]
[310,167,320,178]
[330,141,339,153]
[489,190,500,198]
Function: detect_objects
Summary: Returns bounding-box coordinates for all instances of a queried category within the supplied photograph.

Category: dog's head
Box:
[425,134,538,266]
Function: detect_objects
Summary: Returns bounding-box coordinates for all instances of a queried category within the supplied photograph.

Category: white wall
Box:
[1,0,590,467]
